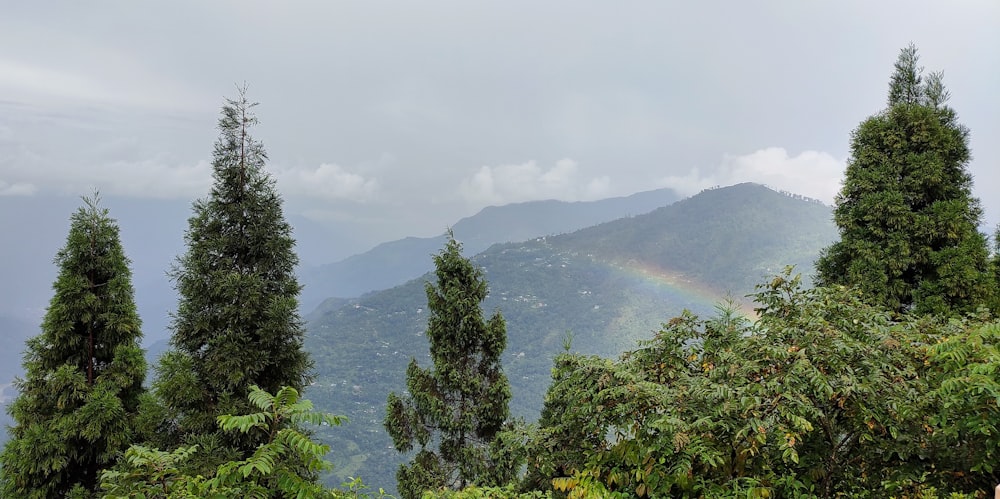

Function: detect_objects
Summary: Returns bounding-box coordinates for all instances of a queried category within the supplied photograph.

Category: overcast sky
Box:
[2,1,998,251]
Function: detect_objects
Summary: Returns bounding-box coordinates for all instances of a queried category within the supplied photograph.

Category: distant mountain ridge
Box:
[303,183,838,492]
[0,314,33,446]
[555,182,834,293]
[299,187,679,311]
[0,315,33,386]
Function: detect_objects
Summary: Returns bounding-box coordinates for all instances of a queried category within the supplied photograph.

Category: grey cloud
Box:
[0,1,996,245]
[660,148,845,203]
[0,181,36,196]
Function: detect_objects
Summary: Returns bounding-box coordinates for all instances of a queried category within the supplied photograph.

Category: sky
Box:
[1,1,999,255]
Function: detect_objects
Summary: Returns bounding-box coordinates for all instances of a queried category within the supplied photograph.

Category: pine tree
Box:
[0,194,146,498]
[816,44,993,315]
[152,88,311,463]
[384,233,515,499]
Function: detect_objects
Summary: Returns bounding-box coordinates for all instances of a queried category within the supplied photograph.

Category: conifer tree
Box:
[152,88,311,463]
[0,194,146,498]
[816,44,993,315]
[990,227,1000,312]
[384,233,514,499]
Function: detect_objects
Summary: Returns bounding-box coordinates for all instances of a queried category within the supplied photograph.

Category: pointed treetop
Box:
[923,70,950,108]
[211,84,268,198]
[81,189,103,214]
[220,83,259,130]
[888,43,923,107]
[886,43,950,109]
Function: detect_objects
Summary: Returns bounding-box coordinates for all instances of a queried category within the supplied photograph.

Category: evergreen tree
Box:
[384,234,515,499]
[816,44,993,315]
[990,227,1000,312]
[0,194,146,498]
[152,88,312,464]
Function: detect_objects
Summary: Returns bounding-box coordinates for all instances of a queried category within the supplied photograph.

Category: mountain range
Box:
[298,187,680,311]
[1,186,678,376]
[301,183,838,491]
[0,184,837,488]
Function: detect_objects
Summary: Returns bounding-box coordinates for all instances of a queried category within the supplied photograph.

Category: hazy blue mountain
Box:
[0,194,372,348]
[449,187,681,250]
[0,195,189,346]
[0,315,33,386]
[303,183,837,491]
[0,196,80,325]
[0,314,33,445]
[299,188,679,311]
[0,187,678,352]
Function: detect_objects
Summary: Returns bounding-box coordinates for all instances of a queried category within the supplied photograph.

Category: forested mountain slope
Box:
[303,183,837,490]
[299,188,679,311]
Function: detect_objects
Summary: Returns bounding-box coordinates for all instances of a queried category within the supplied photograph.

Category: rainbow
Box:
[605,259,759,320]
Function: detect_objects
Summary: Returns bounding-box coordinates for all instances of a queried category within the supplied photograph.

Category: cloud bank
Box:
[273,163,379,203]
[0,158,213,200]
[0,180,36,196]
[0,152,380,203]
[458,159,611,206]
[660,148,845,204]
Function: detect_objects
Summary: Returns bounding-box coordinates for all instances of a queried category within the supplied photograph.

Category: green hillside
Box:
[298,188,678,311]
[303,183,837,491]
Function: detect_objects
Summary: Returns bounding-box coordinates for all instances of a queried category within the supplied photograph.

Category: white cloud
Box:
[659,148,845,204]
[0,180,37,196]
[96,159,214,199]
[273,163,379,203]
[0,156,213,199]
[0,59,105,105]
[0,55,213,113]
[585,176,612,198]
[458,159,611,206]
[60,161,380,202]
[0,127,378,201]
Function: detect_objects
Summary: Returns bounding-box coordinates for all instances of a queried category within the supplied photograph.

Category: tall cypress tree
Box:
[384,233,514,499]
[153,88,311,461]
[0,194,146,498]
[816,44,993,315]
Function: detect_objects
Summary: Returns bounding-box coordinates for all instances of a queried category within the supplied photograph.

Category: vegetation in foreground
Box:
[385,233,518,499]
[520,270,999,497]
[0,194,146,498]
[148,87,313,472]
[817,44,994,316]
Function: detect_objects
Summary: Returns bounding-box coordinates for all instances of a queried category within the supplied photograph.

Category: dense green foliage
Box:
[991,228,1000,312]
[150,89,313,468]
[101,386,388,498]
[523,268,998,497]
[0,195,146,498]
[817,44,993,316]
[421,486,550,498]
[384,234,518,498]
